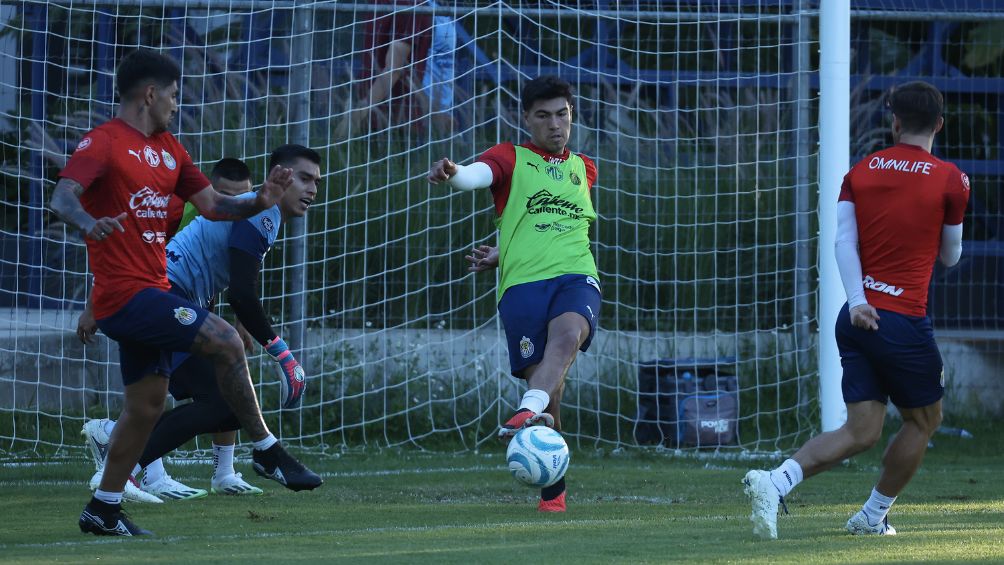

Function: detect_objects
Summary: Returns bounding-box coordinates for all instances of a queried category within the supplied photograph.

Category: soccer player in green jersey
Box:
[428,76,600,513]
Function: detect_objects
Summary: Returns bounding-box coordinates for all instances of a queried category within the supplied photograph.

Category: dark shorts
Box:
[167,352,218,402]
[95,287,209,387]
[836,303,944,409]
[497,274,602,377]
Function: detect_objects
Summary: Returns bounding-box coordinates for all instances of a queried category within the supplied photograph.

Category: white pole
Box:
[818,0,850,432]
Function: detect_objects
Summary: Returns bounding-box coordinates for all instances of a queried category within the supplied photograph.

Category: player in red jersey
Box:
[50,49,320,538]
[744,81,970,539]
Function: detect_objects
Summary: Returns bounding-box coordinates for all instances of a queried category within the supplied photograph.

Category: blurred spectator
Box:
[348,0,432,134]
[422,0,457,136]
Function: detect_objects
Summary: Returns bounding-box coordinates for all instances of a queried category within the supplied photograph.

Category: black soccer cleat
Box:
[252,443,323,492]
[79,500,153,537]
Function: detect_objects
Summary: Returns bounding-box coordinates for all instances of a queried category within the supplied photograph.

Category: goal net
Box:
[1,1,821,458]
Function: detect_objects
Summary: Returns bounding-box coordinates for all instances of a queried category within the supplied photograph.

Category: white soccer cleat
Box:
[743,469,781,540]
[846,510,897,536]
[141,474,208,501]
[81,418,112,470]
[89,469,163,504]
[211,472,264,496]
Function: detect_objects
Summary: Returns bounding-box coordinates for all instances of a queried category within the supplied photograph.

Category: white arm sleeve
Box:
[447,161,494,191]
[939,223,963,267]
[834,201,867,308]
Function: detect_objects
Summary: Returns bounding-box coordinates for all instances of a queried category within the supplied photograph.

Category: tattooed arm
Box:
[188,165,293,221]
[50,178,126,240]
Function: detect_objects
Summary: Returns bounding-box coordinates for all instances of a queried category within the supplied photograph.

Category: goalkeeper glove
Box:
[266,336,306,409]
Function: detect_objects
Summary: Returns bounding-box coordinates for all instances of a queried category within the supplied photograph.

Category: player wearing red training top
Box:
[49,49,321,538]
[744,81,970,540]
[428,76,600,513]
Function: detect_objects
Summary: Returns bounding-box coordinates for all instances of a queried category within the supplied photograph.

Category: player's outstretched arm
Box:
[50,178,127,240]
[190,165,293,221]
[428,158,493,191]
[465,244,499,273]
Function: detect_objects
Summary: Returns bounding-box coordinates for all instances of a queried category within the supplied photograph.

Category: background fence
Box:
[0,0,1000,458]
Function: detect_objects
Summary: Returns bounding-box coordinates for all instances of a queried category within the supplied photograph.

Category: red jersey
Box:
[165,196,185,239]
[59,118,210,319]
[478,142,598,215]
[839,143,970,316]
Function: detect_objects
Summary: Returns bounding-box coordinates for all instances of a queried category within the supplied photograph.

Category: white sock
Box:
[769,458,803,497]
[213,443,236,479]
[252,434,278,451]
[142,458,166,486]
[94,489,123,505]
[131,463,142,477]
[103,420,116,436]
[519,389,550,414]
[862,487,896,526]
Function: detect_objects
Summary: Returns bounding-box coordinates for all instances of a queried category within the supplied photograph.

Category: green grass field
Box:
[2,426,1004,564]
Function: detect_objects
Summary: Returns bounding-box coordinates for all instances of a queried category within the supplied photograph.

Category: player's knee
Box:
[199,319,244,362]
[549,329,581,358]
[847,426,882,452]
[126,394,165,422]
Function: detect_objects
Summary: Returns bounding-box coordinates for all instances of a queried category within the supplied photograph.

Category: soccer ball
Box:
[506,426,570,488]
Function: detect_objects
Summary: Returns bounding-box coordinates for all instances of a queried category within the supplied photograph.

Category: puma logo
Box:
[526,161,540,172]
[128,149,142,162]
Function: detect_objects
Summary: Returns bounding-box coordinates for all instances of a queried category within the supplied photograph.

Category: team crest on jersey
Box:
[143,146,161,167]
[570,171,581,185]
[961,173,970,191]
[261,217,275,233]
[173,307,197,326]
[161,150,177,170]
[76,137,92,151]
[519,336,534,359]
[545,165,563,181]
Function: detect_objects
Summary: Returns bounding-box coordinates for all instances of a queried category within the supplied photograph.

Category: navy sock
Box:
[87,497,120,513]
[541,477,566,501]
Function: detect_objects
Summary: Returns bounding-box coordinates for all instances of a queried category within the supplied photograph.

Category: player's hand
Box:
[266,336,306,409]
[465,245,499,272]
[84,212,127,241]
[255,165,293,209]
[850,304,880,331]
[428,158,458,184]
[235,320,255,354]
[76,309,98,344]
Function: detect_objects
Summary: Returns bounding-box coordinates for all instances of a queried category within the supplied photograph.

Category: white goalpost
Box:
[1,1,821,457]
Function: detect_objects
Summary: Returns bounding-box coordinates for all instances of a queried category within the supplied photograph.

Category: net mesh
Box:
[3,0,828,458]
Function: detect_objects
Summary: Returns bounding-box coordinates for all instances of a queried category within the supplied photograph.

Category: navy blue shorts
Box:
[96,287,209,387]
[497,274,602,377]
[836,303,944,409]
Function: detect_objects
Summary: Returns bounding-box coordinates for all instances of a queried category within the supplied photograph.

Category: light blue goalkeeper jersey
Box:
[165,192,281,307]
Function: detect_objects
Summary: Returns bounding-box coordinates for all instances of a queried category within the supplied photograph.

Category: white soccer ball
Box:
[506,426,570,488]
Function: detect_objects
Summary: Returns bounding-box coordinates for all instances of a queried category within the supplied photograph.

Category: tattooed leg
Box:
[190,313,269,441]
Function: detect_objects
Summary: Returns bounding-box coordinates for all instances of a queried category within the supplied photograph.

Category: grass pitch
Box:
[2,427,1003,564]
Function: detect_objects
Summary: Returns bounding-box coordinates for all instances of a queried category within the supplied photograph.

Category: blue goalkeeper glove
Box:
[266,336,306,409]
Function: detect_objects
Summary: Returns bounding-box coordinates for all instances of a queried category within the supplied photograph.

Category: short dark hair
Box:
[210,158,251,183]
[521,76,574,113]
[889,81,943,134]
[268,144,321,171]
[116,49,182,100]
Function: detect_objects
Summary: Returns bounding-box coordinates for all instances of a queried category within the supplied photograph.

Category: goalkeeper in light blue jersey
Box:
[80,146,323,500]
